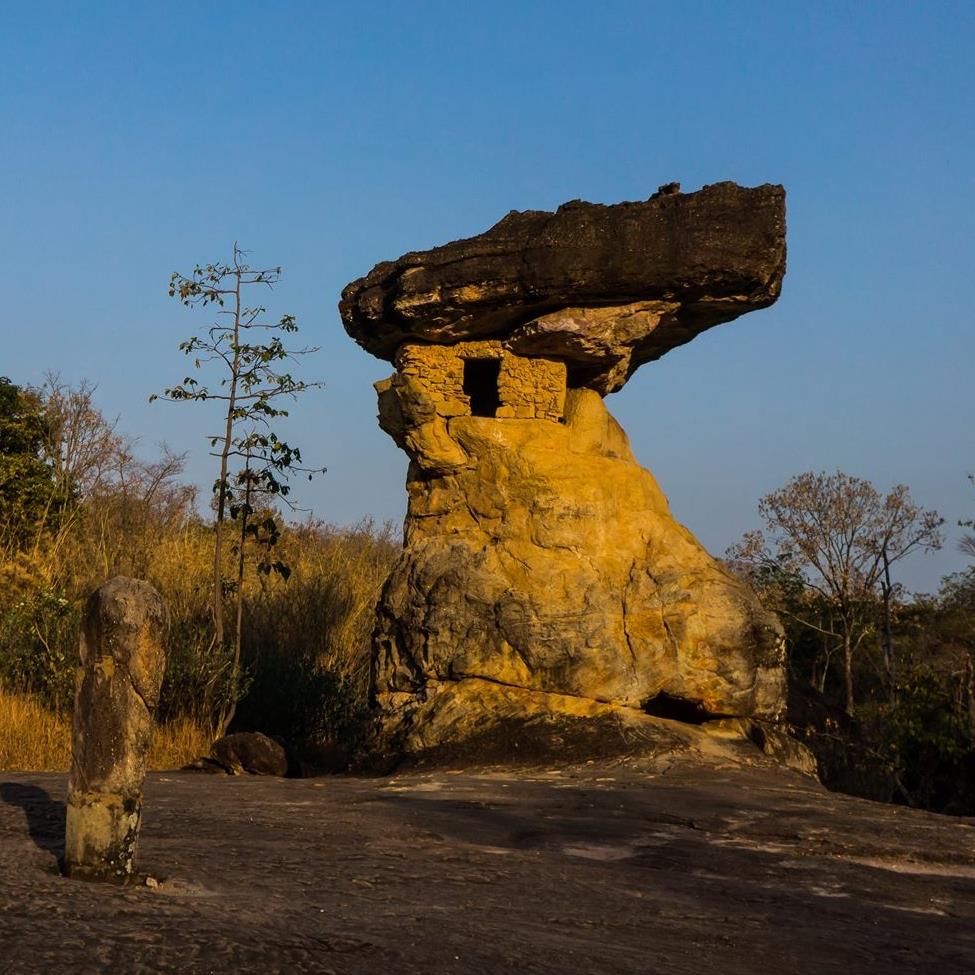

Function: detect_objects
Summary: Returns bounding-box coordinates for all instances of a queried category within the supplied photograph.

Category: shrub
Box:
[0,588,79,712]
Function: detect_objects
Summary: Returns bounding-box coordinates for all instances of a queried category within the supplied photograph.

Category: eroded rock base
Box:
[368,676,814,776]
[64,792,142,883]
[373,387,786,756]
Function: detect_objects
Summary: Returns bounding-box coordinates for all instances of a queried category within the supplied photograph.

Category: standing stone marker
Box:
[65,576,168,883]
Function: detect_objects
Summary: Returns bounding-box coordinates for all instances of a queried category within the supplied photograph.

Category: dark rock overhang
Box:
[340,181,786,391]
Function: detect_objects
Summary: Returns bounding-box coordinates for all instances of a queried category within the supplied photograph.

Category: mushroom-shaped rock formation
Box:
[340,182,788,763]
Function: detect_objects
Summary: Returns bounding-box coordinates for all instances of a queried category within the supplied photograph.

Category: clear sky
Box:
[1,1,972,592]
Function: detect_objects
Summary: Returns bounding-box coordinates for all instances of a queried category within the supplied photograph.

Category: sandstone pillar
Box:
[340,182,789,761]
[65,577,168,882]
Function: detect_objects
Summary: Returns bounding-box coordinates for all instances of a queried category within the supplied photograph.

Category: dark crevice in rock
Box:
[462,357,501,417]
[642,693,725,725]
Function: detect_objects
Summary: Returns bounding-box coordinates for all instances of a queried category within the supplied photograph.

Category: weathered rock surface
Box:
[343,181,788,760]
[372,386,785,758]
[341,181,785,392]
[366,677,810,777]
[65,577,168,883]
[3,756,974,973]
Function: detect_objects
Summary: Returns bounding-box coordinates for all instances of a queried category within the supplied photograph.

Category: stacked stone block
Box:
[395,340,566,422]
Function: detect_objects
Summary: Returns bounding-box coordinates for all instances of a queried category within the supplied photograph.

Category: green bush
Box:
[0,587,79,712]
[859,666,975,813]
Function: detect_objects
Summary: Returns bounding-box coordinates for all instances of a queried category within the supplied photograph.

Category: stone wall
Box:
[395,341,566,421]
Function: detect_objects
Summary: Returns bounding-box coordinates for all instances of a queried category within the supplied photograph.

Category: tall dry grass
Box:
[148,717,214,770]
[0,685,212,771]
[0,685,70,771]
[0,513,399,769]
[231,519,398,742]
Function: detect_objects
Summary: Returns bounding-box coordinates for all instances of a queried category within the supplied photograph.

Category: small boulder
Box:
[210,732,288,777]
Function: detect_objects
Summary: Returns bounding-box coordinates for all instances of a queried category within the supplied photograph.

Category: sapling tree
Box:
[151,245,324,732]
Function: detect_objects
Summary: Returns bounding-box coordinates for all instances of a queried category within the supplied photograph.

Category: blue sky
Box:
[1,1,972,591]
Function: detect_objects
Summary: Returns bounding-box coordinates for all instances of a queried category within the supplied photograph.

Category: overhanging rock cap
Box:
[340,181,785,392]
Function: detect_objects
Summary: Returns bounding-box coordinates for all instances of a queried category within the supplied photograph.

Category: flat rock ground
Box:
[1,760,974,974]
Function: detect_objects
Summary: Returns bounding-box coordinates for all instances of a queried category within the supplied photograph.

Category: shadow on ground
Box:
[1,762,973,974]
[0,782,64,858]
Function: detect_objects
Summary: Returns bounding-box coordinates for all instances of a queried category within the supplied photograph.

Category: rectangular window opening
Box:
[462,358,501,418]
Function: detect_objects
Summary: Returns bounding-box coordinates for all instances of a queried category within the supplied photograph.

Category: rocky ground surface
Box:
[2,756,974,974]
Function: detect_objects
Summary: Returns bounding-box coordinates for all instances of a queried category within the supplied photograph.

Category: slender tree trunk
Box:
[843,631,855,715]
[218,465,252,737]
[212,263,243,652]
[816,633,829,693]
[965,652,975,742]
[880,543,896,703]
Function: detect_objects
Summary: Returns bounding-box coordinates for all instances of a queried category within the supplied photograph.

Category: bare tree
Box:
[38,374,123,501]
[22,375,125,563]
[729,471,943,713]
[85,445,194,580]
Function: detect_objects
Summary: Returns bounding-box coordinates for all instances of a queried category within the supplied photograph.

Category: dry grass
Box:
[0,686,212,772]
[2,510,399,748]
[0,686,71,771]
[148,717,213,770]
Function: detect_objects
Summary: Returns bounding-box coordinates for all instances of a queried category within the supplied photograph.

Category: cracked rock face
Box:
[371,388,785,757]
[341,182,787,760]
